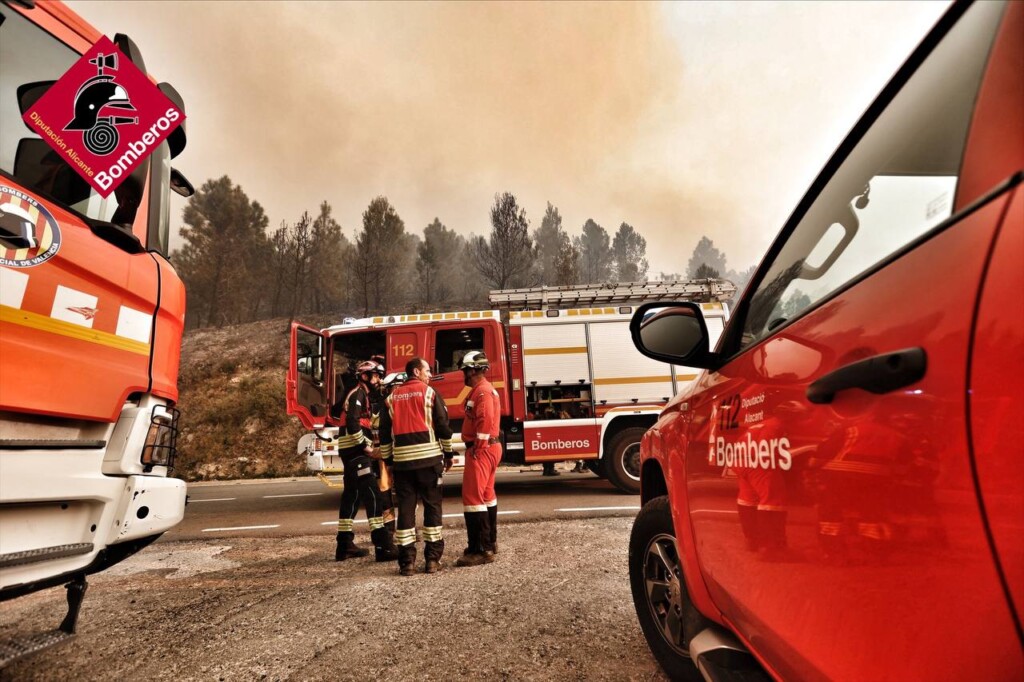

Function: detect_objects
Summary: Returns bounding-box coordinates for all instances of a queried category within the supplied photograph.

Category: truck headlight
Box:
[141,404,181,471]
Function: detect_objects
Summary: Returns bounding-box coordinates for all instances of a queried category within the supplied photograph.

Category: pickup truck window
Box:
[0,9,124,224]
[740,2,1004,351]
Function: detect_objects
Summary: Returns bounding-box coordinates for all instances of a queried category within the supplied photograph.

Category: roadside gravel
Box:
[1,517,666,681]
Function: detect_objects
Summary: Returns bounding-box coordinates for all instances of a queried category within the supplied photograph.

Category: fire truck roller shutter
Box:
[520,322,591,384]
[588,321,674,405]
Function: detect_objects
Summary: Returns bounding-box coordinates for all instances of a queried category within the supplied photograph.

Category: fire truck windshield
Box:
[0,8,126,225]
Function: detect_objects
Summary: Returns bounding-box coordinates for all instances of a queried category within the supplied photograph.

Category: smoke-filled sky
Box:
[70,0,948,277]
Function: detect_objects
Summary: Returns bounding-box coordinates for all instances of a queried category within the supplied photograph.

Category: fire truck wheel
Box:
[629,495,702,681]
[603,426,645,494]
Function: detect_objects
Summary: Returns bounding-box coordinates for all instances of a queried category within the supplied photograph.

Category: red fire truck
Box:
[287,280,732,494]
[0,0,189,664]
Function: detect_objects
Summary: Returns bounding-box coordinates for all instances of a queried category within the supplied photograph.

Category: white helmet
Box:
[382,371,407,388]
[356,360,385,378]
[459,350,490,370]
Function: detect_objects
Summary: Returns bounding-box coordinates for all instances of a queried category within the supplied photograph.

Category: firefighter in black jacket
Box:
[330,360,398,562]
[379,356,454,576]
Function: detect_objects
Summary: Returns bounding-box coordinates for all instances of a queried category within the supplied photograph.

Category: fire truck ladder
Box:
[487,279,735,310]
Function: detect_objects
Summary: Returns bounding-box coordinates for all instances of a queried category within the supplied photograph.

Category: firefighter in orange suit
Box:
[379,356,454,576]
[455,351,502,567]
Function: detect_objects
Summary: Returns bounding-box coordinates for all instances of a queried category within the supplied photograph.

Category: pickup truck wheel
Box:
[603,426,645,494]
[629,496,701,681]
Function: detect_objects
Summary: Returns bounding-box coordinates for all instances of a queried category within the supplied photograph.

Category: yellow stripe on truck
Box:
[442,380,506,406]
[593,375,672,385]
[523,346,588,356]
[0,304,150,355]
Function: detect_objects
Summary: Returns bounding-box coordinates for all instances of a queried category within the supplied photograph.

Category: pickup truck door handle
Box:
[430,375,445,382]
[806,347,927,404]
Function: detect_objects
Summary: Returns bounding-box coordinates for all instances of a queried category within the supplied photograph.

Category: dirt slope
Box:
[175,317,334,482]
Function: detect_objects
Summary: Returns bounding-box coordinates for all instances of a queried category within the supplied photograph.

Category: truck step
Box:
[689,628,772,682]
[0,543,94,569]
[0,629,75,669]
[0,439,105,449]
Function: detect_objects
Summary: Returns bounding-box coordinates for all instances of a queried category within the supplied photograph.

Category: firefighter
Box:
[455,351,502,567]
[379,357,454,576]
[330,360,398,562]
[375,371,409,544]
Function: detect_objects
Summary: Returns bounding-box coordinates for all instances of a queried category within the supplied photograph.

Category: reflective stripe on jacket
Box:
[330,384,373,450]
[380,378,453,470]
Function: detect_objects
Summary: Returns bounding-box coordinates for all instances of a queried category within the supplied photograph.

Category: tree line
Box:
[173,176,752,329]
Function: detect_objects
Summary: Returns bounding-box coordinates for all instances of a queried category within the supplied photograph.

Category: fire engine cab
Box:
[0,0,190,665]
[287,280,732,494]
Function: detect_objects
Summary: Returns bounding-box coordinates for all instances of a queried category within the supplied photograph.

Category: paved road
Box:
[171,466,640,540]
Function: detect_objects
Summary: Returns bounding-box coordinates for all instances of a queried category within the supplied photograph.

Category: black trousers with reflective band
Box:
[338,448,386,534]
[394,463,445,564]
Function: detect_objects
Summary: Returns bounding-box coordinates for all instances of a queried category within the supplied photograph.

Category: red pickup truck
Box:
[627,1,1022,680]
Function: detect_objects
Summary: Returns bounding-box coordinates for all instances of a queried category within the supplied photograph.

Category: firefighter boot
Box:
[455,550,495,567]
[424,536,444,573]
[461,512,481,556]
[488,505,498,554]
[737,504,760,551]
[372,526,399,562]
[457,513,494,567]
[335,532,370,561]
[477,510,493,554]
[398,543,417,576]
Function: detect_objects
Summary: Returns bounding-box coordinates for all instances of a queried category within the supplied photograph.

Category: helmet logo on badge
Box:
[64,52,138,156]
[0,186,62,268]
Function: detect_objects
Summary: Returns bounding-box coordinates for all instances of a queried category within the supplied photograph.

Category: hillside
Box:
[175,316,336,481]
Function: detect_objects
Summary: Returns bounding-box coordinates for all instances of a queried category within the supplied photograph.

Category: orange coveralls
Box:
[461,378,502,553]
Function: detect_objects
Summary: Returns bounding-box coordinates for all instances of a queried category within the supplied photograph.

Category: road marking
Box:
[690,509,738,515]
[201,524,280,532]
[263,493,323,499]
[555,506,640,512]
[442,511,521,519]
[319,511,524,525]
[189,497,236,502]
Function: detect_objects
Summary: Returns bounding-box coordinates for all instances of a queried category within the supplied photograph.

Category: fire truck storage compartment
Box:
[527,383,593,420]
[587,320,676,404]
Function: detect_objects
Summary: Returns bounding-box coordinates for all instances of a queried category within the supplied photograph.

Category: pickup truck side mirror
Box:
[629,302,718,369]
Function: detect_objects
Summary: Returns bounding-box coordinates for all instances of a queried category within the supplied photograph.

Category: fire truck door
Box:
[388,329,418,373]
[287,322,328,429]
[0,186,161,422]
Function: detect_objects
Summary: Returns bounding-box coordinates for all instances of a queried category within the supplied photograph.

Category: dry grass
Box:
[174,317,335,481]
